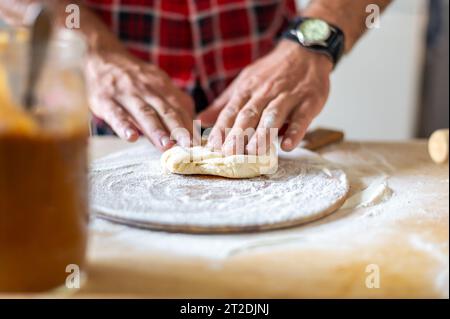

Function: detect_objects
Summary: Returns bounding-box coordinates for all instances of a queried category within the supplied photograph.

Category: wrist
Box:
[86,45,132,69]
[86,33,127,58]
[277,39,333,74]
[55,2,127,57]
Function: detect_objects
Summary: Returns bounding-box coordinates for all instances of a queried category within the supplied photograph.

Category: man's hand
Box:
[198,40,333,154]
[86,49,195,151]
[1,0,197,151]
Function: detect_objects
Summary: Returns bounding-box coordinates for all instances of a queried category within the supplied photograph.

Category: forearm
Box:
[56,1,125,54]
[0,0,125,54]
[303,0,392,52]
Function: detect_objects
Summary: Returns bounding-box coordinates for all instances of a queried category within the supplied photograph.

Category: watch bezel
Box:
[283,17,345,67]
[294,18,333,47]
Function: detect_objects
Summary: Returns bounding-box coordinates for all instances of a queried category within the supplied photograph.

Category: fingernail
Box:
[263,114,276,128]
[125,128,136,139]
[160,136,171,147]
[283,138,292,149]
[178,136,191,147]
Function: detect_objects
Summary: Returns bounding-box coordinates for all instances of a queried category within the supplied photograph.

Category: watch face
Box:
[298,19,331,44]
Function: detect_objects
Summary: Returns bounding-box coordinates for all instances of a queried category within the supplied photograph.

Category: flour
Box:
[409,234,449,298]
[90,145,349,232]
[87,139,449,298]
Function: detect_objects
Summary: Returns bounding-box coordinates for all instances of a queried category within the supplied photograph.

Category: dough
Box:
[160,145,278,179]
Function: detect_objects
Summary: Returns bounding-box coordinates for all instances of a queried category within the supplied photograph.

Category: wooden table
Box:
[7,137,450,298]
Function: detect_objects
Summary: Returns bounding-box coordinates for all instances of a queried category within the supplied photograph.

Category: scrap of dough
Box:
[160,145,278,179]
[341,177,393,209]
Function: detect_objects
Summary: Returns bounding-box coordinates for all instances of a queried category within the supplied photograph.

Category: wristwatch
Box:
[283,17,345,66]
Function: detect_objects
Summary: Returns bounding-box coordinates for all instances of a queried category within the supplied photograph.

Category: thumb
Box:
[197,104,222,127]
[197,83,234,127]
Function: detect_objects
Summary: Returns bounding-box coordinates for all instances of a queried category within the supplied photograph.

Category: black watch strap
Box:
[283,17,345,66]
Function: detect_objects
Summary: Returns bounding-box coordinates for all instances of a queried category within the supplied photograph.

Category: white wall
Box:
[296,0,428,140]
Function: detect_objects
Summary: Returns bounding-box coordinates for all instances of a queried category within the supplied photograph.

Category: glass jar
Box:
[0,26,89,292]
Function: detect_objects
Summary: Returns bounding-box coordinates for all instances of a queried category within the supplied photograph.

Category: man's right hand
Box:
[86,49,195,151]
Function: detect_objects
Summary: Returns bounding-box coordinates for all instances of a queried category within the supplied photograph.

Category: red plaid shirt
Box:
[84,0,297,133]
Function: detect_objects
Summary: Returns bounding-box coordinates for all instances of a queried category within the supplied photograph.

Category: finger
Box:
[222,94,270,155]
[279,123,289,136]
[197,82,234,127]
[247,94,298,155]
[118,95,175,151]
[168,89,196,118]
[169,93,200,146]
[140,74,196,134]
[281,100,319,152]
[168,93,198,143]
[146,81,196,126]
[90,96,139,142]
[207,91,250,151]
[196,99,227,129]
[140,90,192,147]
[137,75,195,136]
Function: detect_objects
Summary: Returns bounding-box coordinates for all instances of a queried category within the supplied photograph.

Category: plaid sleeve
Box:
[83,0,297,134]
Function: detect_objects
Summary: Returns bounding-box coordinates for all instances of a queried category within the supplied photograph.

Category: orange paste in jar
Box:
[0,68,89,292]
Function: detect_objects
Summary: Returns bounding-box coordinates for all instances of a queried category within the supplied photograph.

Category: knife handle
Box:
[302,128,345,151]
